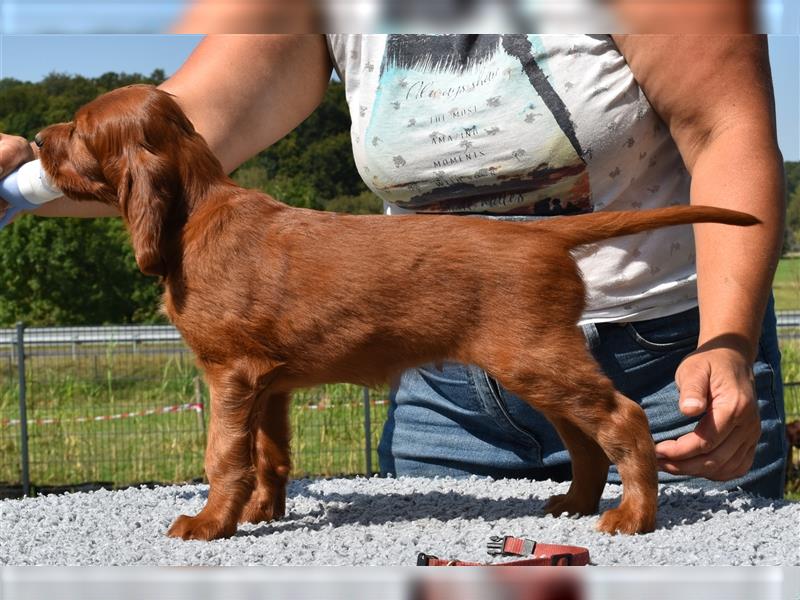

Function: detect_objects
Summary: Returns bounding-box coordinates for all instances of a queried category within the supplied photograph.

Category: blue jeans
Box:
[378,299,787,499]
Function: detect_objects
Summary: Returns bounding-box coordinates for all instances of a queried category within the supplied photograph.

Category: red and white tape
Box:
[0,402,204,428]
[300,399,389,411]
[1,398,390,428]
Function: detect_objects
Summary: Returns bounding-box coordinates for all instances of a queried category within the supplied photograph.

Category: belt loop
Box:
[581,322,600,351]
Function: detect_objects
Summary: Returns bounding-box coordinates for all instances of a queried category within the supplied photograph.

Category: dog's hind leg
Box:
[591,389,658,534]
[544,417,610,518]
[240,391,292,525]
[167,370,261,540]
[492,339,658,535]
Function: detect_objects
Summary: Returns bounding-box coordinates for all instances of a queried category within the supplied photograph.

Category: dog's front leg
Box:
[167,376,258,541]
[240,391,292,525]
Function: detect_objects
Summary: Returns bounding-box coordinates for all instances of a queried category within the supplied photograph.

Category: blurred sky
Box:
[0,0,798,34]
[0,34,202,81]
[0,1,186,34]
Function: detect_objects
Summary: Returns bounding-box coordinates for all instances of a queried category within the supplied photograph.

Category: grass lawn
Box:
[774,255,800,311]
[774,242,798,499]
[0,347,388,490]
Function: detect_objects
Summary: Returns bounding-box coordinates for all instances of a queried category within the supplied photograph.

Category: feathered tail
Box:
[538,205,760,248]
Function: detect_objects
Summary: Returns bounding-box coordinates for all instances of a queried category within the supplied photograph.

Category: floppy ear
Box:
[118,147,174,278]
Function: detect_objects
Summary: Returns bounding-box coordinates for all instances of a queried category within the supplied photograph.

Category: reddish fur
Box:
[787,421,800,484]
[37,84,760,540]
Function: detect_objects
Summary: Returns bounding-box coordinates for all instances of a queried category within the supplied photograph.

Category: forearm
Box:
[32,197,120,217]
[31,35,330,218]
[691,126,785,361]
[159,34,332,173]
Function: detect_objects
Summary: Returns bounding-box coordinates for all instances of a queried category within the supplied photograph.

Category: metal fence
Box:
[0,314,798,497]
[0,324,388,497]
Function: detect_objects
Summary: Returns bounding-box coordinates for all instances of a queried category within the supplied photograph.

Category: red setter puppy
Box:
[36,85,759,540]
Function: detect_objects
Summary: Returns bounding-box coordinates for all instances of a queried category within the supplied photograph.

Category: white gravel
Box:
[0,476,797,566]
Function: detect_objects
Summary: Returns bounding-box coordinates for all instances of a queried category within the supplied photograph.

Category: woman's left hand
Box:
[655,342,761,480]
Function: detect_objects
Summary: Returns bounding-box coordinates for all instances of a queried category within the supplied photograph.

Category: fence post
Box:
[194,375,206,438]
[363,386,372,476]
[15,322,30,496]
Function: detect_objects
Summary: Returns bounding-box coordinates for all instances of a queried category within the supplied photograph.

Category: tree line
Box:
[0,71,376,326]
[0,72,798,326]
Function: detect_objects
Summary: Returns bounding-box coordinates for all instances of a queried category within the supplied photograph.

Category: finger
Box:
[657,427,738,476]
[722,441,758,481]
[657,437,733,478]
[658,423,759,479]
[675,358,711,417]
[654,402,738,461]
[659,437,754,480]
[660,374,759,462]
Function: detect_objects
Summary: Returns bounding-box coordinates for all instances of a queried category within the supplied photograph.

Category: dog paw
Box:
[545,493,599,517]
[239,497,286,525]
[167,513,237,541]
[596,506,655,535]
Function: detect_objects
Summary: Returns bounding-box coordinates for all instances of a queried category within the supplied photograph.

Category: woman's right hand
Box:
[0,133,36,178]
[0,133,37,223]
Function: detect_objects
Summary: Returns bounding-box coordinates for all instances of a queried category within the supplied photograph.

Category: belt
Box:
[417,535,590,567]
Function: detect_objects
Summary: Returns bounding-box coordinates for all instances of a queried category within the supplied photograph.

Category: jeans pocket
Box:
[483,371,541,452]
[755,318,786,431]
[623,309,700,354]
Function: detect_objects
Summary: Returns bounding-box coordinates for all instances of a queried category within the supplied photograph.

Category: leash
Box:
[417,535,590,567]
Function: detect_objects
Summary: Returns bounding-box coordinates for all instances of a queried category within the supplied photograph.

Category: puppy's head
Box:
[37,84,225,277]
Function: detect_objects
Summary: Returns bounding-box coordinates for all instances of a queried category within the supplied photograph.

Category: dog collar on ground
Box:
[416,535,591,566]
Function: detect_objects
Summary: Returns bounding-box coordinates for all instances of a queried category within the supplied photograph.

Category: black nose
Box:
[34,133,44,148]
